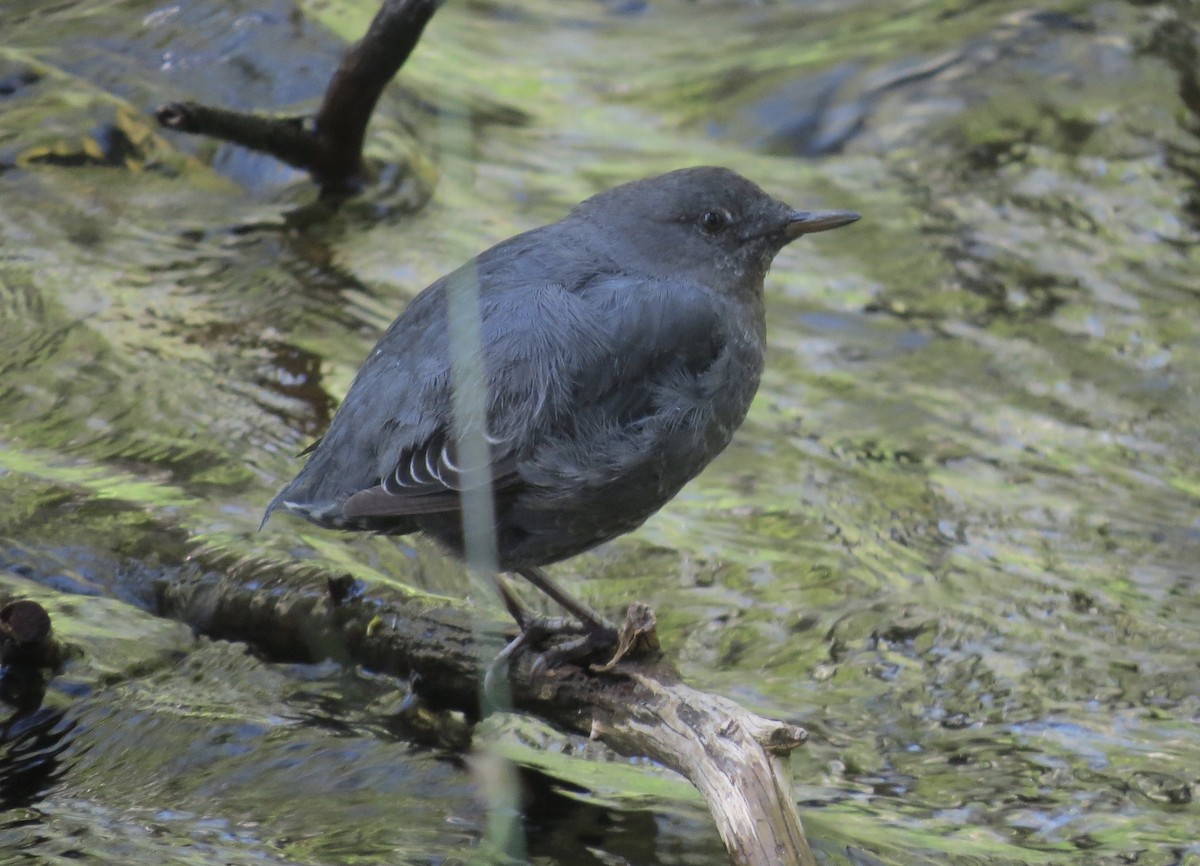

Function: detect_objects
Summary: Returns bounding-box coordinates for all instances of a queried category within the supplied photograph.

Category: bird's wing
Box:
[342,430,521,518]
[338,269,726,523]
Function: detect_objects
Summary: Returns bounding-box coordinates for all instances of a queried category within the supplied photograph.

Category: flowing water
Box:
[1,0,1197,863]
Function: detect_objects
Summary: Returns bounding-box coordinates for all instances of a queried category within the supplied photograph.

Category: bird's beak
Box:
[783,209,861,239]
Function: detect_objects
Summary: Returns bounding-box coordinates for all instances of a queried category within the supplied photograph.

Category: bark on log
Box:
[155,565,815,866]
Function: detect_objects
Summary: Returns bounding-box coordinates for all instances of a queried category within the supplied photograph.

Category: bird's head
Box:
[573,166,860,293]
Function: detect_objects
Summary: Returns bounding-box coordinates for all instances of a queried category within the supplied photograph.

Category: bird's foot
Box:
[493,570,618,664]
[514,566,616,640]
[483,612,618,698]
[527,619,619,677]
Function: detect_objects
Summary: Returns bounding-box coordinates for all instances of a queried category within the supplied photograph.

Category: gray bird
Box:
[264,166,858,651]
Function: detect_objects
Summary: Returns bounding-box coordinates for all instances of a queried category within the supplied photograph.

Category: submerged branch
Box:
[155,0,441,195]
[155,567,816,866]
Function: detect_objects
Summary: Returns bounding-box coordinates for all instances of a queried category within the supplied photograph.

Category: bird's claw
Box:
[528,623,619,675]
[486,615,618,694]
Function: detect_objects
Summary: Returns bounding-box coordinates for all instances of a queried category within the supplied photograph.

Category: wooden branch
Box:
[154,105,320,168]
[314,0,440,174]
[587,667,814,866]
[154,565,814,865]
[155,0,441,195]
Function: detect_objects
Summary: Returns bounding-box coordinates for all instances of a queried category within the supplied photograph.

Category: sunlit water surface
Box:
[1,0,1197,863]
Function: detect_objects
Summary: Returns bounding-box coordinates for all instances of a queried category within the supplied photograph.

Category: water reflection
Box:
[1,0,1198,863]
[0,677,73,811]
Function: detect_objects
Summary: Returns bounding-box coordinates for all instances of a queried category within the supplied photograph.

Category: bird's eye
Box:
[699,210,730,234]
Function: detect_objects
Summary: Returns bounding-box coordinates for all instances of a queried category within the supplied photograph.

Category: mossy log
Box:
[155,567,816,866]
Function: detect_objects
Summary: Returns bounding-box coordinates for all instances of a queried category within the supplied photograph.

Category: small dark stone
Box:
[0,600,52,646]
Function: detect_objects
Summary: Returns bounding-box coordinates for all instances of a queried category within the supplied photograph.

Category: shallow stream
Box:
[1,0,1197,863]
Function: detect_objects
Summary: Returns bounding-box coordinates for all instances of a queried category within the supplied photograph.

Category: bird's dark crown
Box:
[569,166,807,290]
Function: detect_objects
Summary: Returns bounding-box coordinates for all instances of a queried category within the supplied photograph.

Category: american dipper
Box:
[265,166,858,651]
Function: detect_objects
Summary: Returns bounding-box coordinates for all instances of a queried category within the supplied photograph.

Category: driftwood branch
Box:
[155,566,815,866]
[155,0,441,195]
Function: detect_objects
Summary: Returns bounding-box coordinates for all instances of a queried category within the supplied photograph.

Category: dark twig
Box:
[314,0,440,182]
[155,106,319,169]
[155,0,441,196]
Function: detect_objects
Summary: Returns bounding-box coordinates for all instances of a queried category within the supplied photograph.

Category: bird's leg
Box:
[484,574,588,694]
[515,566,618,647]
[483,621,534,702]
[483,575,533,702]
[483,569,618,685]
[493,573,533,631]
[493,573,577,636]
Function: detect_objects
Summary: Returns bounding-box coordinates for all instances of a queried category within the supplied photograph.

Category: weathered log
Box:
[155,565,815,866]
